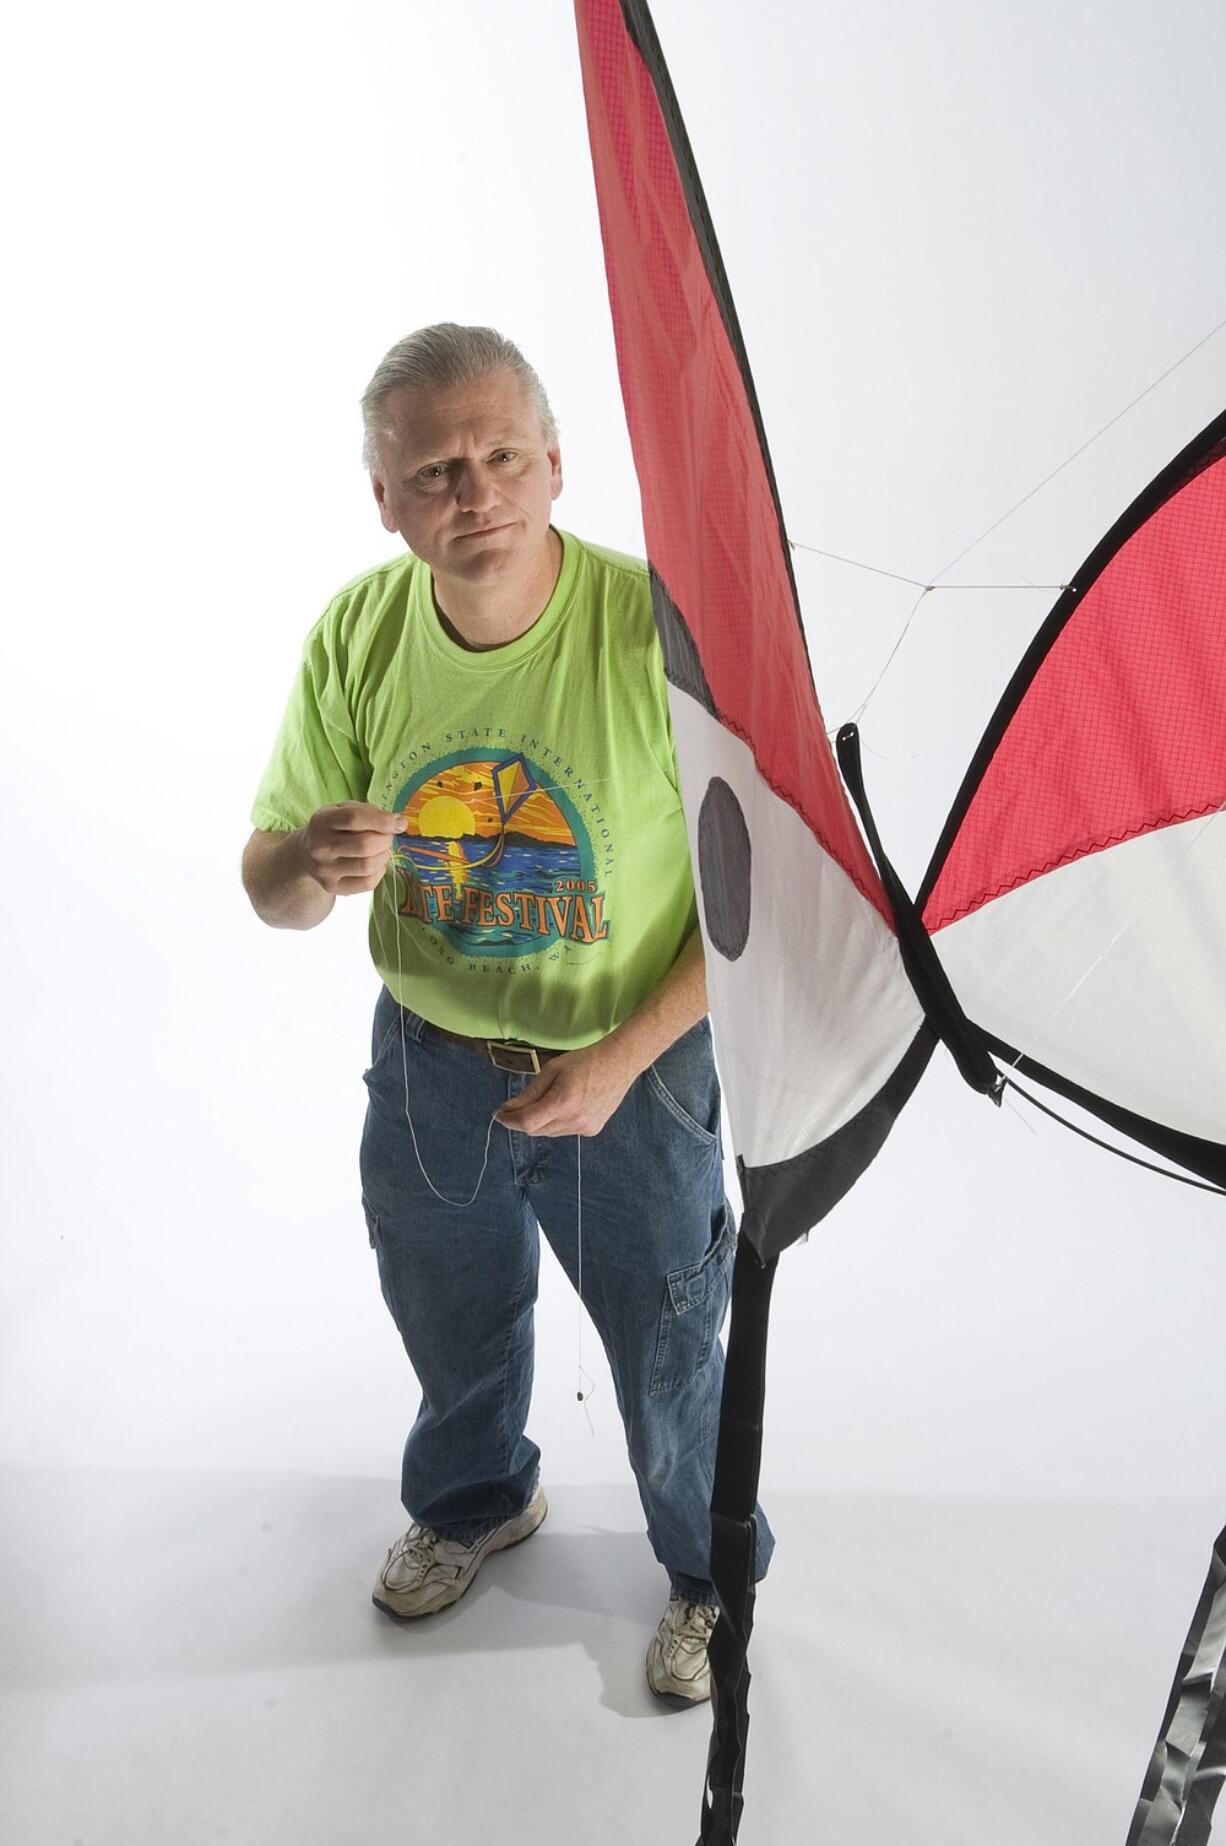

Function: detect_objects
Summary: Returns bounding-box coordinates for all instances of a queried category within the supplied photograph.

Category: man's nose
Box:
[454,463,499,512]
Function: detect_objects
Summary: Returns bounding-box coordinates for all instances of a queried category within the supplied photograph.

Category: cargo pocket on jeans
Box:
[649,1212,736,1395]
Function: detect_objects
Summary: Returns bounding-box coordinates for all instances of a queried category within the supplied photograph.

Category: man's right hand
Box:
[242,805,406,930]
[299,803,406,895]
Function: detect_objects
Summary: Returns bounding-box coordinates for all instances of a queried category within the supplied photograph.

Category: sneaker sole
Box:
[372,1487,549,1621]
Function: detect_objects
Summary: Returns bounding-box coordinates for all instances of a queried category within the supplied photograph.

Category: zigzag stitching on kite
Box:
[703,698,890,923]
[928,797,1226,931]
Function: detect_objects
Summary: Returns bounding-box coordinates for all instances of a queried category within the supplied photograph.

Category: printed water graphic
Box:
[388,749,610,959]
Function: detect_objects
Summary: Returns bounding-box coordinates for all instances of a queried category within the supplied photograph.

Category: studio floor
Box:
[3,1468,1216,1846]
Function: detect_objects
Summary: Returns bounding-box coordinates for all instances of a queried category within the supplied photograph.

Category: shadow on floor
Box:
[0,1463,687,1717]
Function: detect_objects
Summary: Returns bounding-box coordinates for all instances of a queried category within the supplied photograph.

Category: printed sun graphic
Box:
[386,750,609,958]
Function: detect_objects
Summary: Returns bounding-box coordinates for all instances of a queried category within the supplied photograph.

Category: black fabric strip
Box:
[649,567,721,715]
[616,0,816,693]
[982,1033,1226,1190]
[1004,1078,1226,1196]
[697,1237,778,1846]
[737,1022,935,1262]
[919,410,1226,913]
[837,721,1001,1098]
[1125,1524,1226,1846]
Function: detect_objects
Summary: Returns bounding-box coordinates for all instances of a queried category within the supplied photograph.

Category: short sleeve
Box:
[250,614,371,831]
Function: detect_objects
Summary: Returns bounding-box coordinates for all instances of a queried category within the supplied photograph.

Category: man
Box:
[242,323,773,1703]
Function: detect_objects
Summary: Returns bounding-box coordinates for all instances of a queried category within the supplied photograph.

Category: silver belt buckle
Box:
[486,1039,541,1074]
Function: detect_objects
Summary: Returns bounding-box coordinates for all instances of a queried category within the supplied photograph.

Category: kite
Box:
[571,2,1226,1841]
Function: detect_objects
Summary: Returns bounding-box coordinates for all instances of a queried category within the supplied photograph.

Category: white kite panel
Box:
[668,688,925,1168]
[933,813,1226,1144]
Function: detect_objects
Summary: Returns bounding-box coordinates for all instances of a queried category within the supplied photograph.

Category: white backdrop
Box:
[3,3,1225,1843]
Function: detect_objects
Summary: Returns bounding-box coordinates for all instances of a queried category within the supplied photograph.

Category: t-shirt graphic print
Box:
[251,529,697,1049]
[390,747,610,955]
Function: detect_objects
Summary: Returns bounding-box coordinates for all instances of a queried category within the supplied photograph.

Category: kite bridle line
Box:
[789,537,1068,595]
[794,307,1226,730]
[788,555,1071,738]
[814,356,1226,1199]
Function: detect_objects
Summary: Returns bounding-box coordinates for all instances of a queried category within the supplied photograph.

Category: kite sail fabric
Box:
[914,424,1226,1843]
[919,411,1226,1187]
[572,4,934,1835]
[572,1,1225,1841]
[573,0,934,1272]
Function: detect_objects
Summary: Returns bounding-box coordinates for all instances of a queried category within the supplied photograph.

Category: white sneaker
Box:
[372,1485,548,1619]
[646,1596,719,1702]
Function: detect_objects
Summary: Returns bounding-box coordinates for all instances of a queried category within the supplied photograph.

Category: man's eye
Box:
[494,451,517,464]
[418,465,446,482]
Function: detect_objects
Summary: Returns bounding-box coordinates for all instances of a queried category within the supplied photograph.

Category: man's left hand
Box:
[493,1038,639,1138]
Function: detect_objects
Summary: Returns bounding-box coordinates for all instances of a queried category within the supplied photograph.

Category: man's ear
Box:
[371,472,398,534]
[549,443,564,502]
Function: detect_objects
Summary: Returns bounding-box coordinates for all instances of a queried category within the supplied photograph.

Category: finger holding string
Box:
[300,800,407,896]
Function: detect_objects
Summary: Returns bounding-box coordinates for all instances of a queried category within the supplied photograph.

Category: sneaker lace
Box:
[680,1599,719,1635]
[398,1523,446,1564]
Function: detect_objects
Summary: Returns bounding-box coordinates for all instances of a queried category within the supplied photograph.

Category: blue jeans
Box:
[358,987,774,1605]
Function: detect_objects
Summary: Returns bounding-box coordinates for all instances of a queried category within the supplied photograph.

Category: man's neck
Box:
[432,528,563,652]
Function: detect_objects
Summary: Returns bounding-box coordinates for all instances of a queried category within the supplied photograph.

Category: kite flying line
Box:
[933,310,1226,582]
[366,753,732,1418]
[574,1142,597,1426]
[369,851,600,1421]
[368,877,497,1208]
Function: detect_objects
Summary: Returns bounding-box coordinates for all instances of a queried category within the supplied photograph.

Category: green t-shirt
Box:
[251,528,698,1048]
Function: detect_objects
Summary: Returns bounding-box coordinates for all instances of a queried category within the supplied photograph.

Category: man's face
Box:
[370,370,563,588]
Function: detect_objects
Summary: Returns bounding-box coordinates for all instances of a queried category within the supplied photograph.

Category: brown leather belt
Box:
[420,1021,565,1074]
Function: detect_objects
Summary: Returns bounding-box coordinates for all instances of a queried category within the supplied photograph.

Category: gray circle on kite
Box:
[697,777,751,961]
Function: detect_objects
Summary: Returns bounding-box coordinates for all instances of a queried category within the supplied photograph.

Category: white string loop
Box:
[370,855,596,1419]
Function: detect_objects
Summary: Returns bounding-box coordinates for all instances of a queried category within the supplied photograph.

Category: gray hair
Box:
[360,323,558,470]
